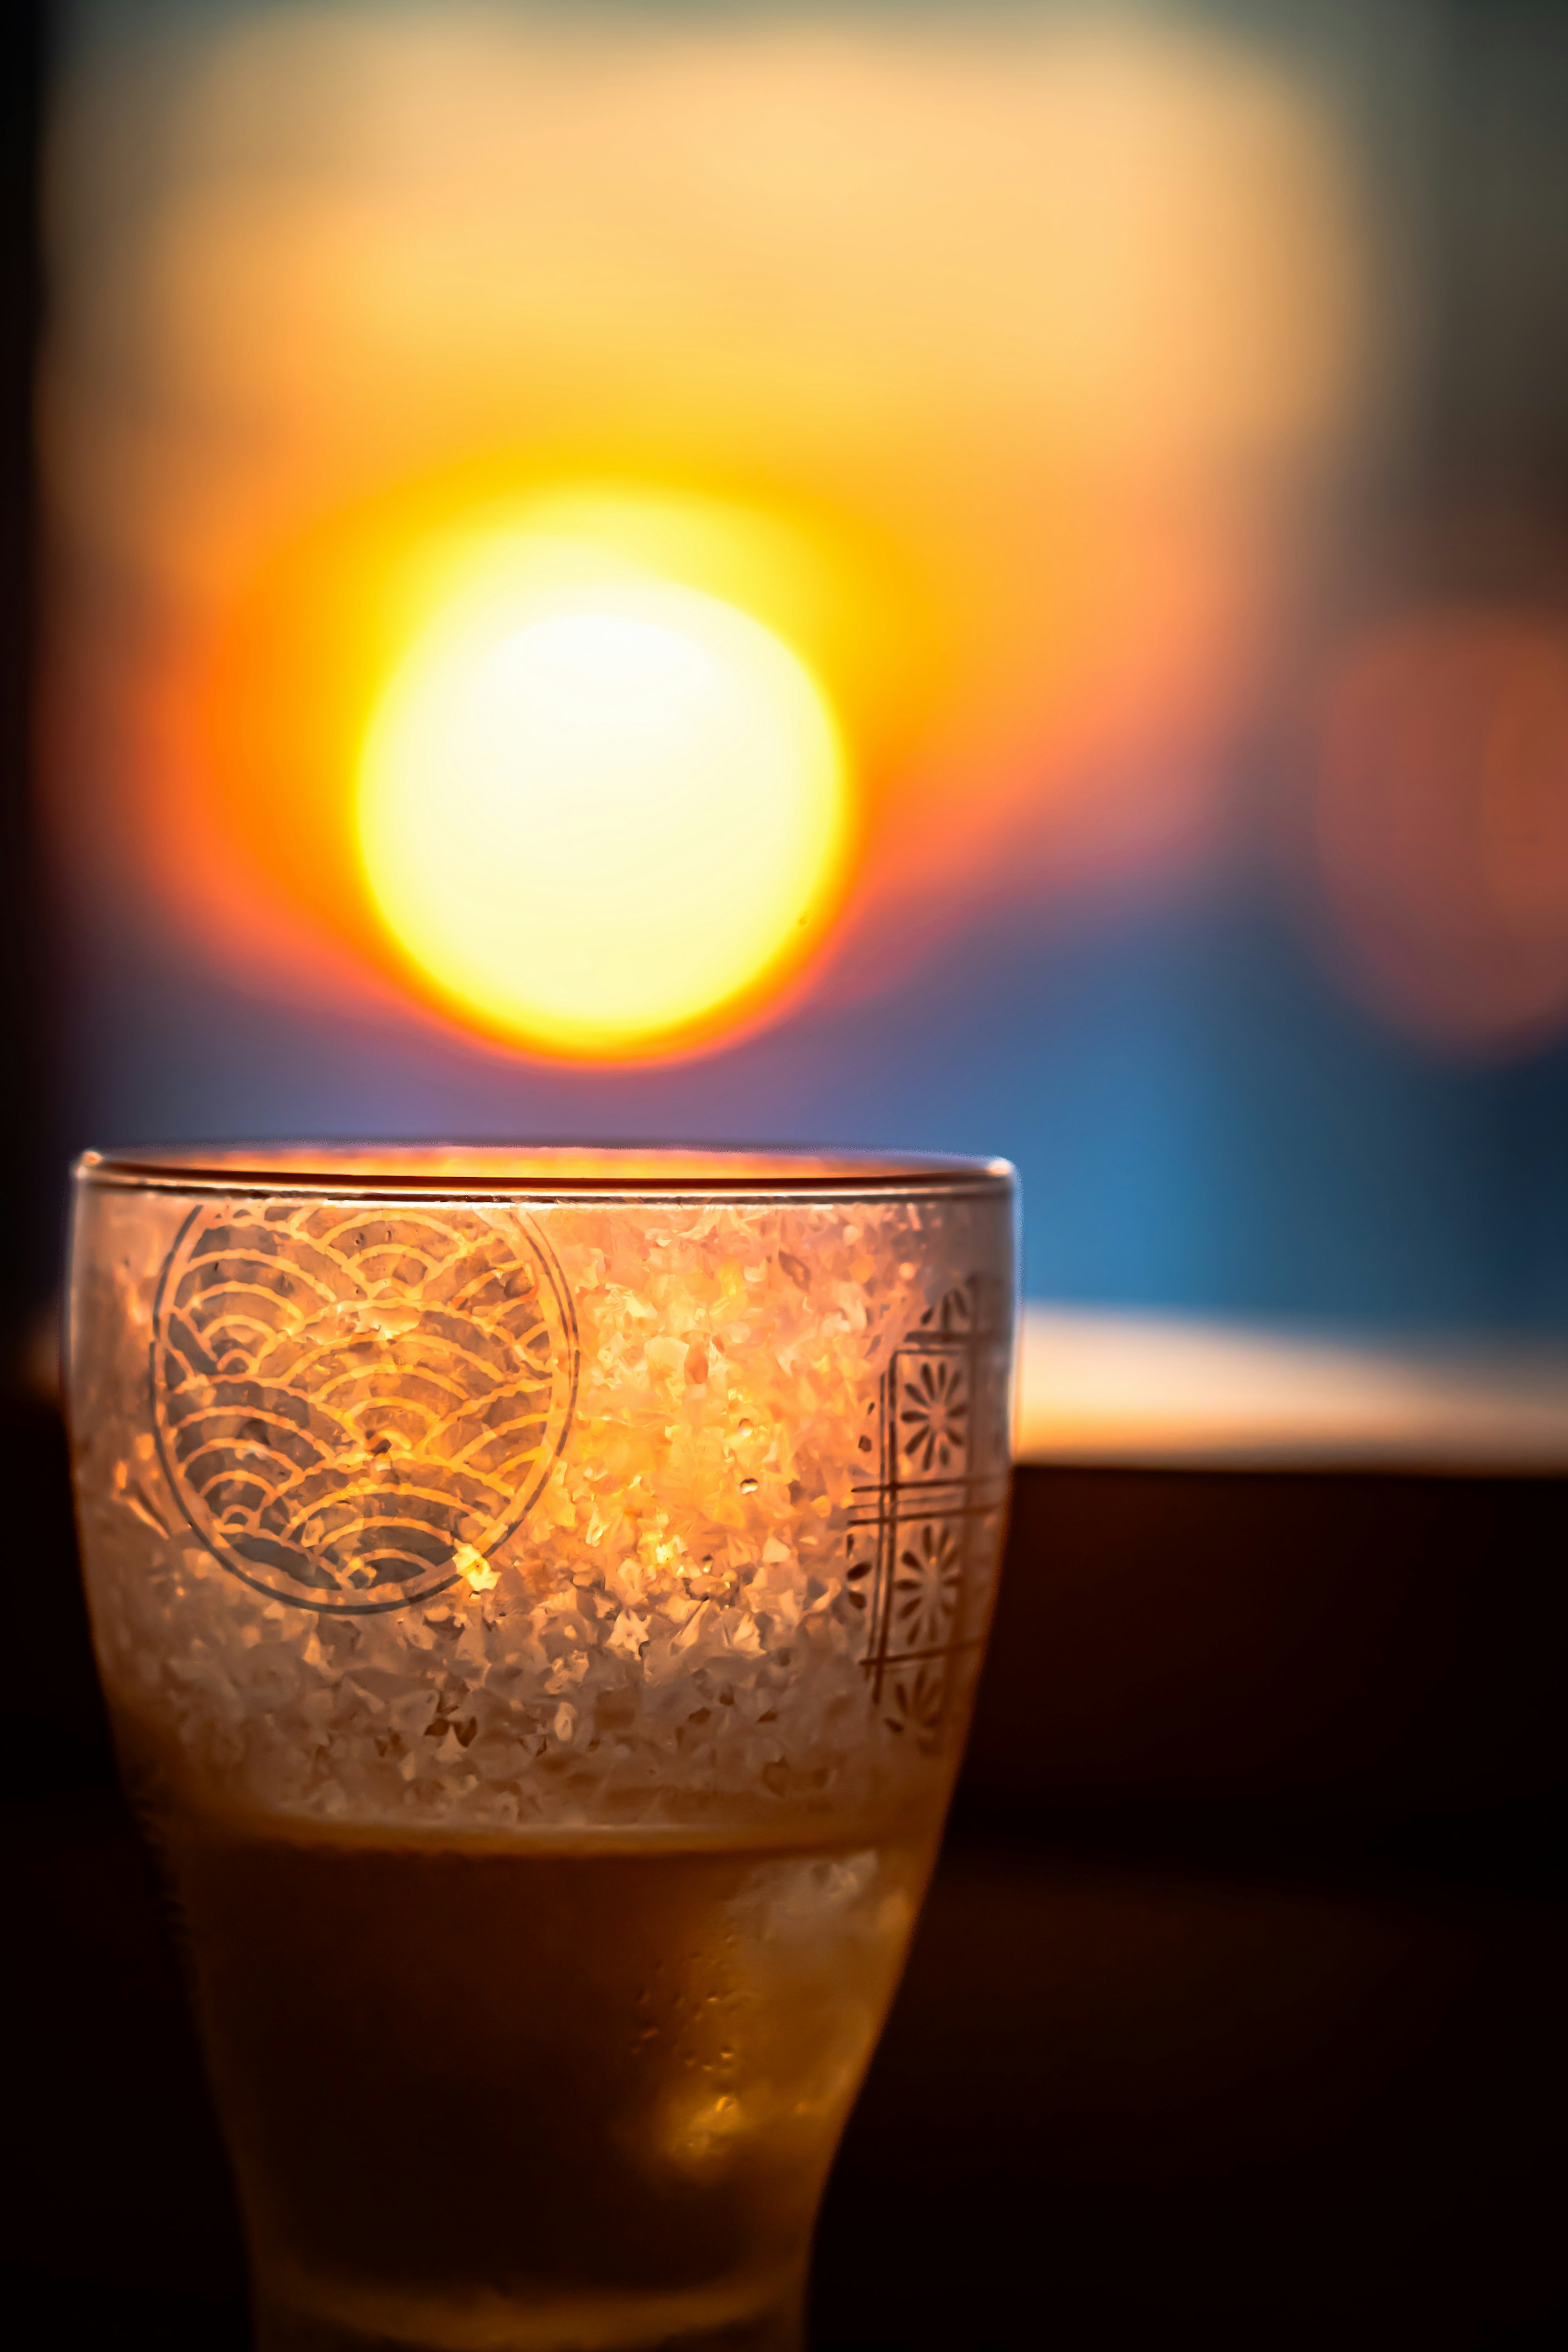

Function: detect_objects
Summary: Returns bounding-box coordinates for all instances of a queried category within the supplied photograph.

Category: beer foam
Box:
[71,1181,1012,1835]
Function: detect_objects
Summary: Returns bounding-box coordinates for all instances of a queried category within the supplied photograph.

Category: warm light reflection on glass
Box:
[357,565,849,1056]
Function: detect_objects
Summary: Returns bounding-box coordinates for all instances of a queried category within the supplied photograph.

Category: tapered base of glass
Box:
[254,2275,805,2352]
[174,1822,910,2352]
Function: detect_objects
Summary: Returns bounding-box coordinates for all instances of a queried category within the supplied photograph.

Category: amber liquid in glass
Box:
[144,1783,932,2352]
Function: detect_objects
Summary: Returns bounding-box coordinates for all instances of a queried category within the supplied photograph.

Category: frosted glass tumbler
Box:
[68,1145,1016,2352]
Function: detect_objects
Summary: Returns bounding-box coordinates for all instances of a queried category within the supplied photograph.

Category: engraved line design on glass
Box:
[843,1278,1011,1748]
[150,1199,579,1613]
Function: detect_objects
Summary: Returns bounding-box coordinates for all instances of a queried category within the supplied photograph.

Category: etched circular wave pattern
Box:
[152,1202,576,1610]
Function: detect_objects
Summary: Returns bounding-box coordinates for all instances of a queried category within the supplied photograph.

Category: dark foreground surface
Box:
[8,1403,1565,2345]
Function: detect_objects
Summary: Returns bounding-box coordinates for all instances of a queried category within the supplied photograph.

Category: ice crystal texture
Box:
[70,1169,1013,1836]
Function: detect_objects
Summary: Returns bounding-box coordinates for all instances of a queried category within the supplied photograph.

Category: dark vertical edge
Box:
[0,0,51,1379]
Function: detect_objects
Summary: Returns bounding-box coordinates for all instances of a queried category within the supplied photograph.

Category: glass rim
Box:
[74,1141,1017,1204]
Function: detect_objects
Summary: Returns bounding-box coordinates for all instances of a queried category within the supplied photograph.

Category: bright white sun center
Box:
[357,577,849,1055]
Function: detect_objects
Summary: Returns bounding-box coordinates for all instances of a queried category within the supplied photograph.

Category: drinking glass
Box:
[67,1145,1016,2352]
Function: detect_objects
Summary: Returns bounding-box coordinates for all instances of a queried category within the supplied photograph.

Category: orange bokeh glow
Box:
[1316,607,1568,1054]
[162,474,923,1058]
[43,4,1364,1061]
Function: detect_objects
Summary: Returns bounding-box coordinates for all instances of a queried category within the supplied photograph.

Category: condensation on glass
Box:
[67,1145,1016,2352]
[71,1144,1015,1829]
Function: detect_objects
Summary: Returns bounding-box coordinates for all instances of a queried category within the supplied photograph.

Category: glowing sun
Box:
[357,566,850,1058]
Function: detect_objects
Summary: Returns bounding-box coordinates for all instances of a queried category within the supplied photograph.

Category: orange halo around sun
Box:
[178,470,924,1060]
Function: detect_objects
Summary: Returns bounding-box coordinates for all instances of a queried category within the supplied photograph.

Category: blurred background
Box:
[6,0,1565,1353]
[4,2,1564,2343]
